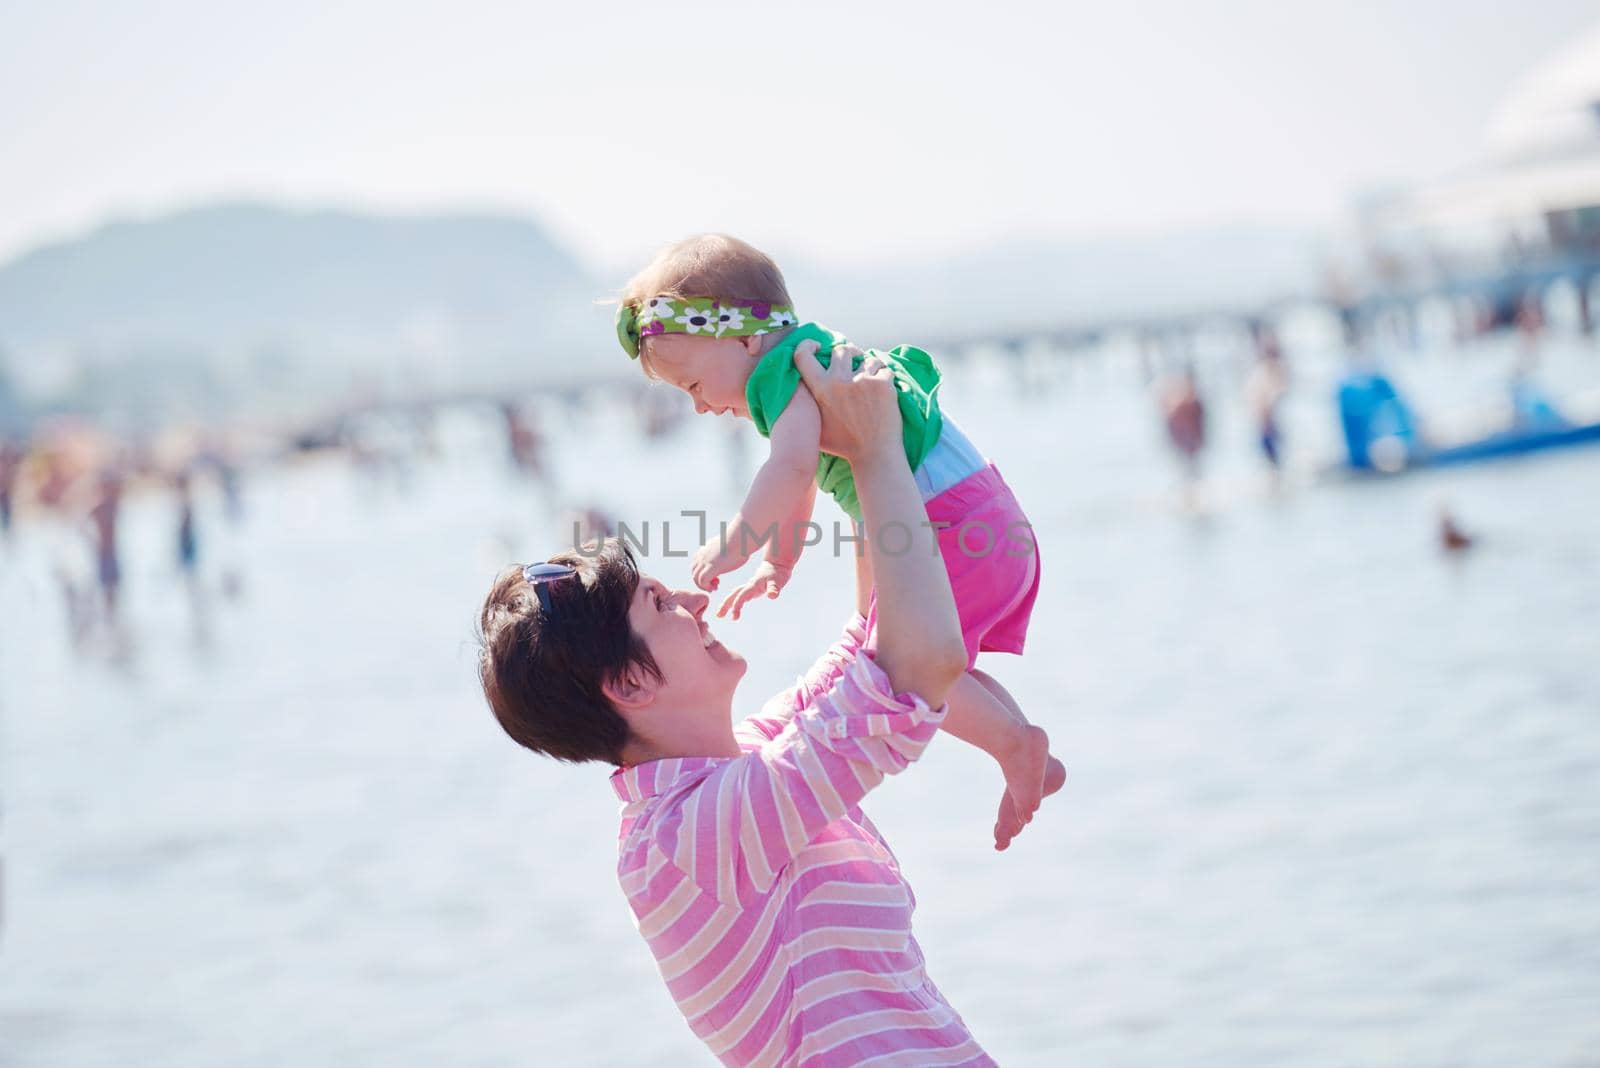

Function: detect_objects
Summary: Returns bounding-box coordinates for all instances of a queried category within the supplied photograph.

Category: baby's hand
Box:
[718,561,794,620]
[691,538,750,592]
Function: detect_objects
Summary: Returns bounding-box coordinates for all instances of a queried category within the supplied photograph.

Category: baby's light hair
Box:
[621,234,792,374]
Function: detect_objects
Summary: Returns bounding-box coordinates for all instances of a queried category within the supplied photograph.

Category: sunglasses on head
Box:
[522,561,578,616]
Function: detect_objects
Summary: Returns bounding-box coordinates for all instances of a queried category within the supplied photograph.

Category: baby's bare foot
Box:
[998,724,1051,826]
[994,755,1067,851]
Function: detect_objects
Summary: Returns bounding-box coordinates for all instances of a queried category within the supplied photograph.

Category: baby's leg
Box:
[942,671,1063,849]
[969,670,1067,850]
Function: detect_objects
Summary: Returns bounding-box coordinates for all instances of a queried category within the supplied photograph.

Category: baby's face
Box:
[645,334,758,418]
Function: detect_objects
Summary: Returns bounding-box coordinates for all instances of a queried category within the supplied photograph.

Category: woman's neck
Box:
[622,735,742,765]
[620,703,742,765]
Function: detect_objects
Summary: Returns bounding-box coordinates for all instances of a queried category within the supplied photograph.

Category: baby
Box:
[615,234,1063,849]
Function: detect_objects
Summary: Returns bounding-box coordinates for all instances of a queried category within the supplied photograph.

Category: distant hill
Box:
[0,203,1320,421]
[0,203,606,413]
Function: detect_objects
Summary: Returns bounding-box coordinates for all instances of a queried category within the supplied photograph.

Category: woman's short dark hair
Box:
[477,538,660,765]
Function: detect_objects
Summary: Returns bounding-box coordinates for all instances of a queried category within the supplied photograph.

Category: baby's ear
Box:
[741,335,765,357]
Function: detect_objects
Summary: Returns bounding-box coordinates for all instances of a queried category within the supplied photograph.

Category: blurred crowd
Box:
[0,423,246,653]
[1149,285,1593,508]
[0,380,703,660]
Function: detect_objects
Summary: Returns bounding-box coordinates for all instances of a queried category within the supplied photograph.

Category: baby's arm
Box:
[718,475,817,619]
[766,473,818,571]
[692,385,822,592]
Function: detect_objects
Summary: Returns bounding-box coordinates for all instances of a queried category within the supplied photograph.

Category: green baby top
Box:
[744,322,944,522]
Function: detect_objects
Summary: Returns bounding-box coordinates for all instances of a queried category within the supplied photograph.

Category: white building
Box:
[1351,24,1600,294]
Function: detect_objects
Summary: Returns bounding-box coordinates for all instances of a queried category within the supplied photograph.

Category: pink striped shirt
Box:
[611,615,995,1067]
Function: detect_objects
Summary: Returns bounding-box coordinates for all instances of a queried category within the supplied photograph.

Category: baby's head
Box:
[616,234,799,418]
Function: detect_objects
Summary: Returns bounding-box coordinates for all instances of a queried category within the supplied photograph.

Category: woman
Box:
[478,348,995,1065]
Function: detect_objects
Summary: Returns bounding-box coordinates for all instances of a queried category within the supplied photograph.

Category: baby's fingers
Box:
[717,581,753,618]
[737,580,771,620]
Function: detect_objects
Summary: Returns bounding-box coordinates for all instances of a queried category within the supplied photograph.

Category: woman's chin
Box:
[715,641,745,667]
[708,637,747,675]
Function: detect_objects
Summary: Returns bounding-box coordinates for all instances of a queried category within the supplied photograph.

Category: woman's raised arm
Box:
[792,342,967,707]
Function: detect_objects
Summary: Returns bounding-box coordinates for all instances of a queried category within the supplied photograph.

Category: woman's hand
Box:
[796,339,966,705]
[716,560,794,620]
[792,340,898,464]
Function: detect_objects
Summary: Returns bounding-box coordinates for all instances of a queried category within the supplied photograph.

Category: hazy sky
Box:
[3,0,1596,272]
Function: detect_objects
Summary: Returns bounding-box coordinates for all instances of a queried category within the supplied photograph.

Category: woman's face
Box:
[626,571,746,710]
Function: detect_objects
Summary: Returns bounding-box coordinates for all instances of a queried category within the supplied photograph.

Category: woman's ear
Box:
[602,665,659,712]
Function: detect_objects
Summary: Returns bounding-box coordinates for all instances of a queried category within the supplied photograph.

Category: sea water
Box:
[1,333,1597,1066]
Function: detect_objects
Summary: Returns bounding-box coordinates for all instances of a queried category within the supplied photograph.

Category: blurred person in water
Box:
[172,468,213,644]
[478,352,1006,1066]
[500,401,545,478]
[175,470,199,581]
[614,234,1062,850]
[1245,325,1289,481]
[0,436,23,539]
[1158,362,1207,509]
[88,468,124,621]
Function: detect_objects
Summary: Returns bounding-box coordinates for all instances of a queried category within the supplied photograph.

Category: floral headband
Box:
[615,296,799,359]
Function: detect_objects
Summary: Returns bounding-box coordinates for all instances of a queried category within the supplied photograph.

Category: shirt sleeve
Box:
[745,323,839,440]
[744,343,805,441]
[733,613,869,746]
[661,648,945,907]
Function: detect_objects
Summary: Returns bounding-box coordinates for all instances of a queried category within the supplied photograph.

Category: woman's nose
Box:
[682,591,709,618]
[693,397,710,415]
